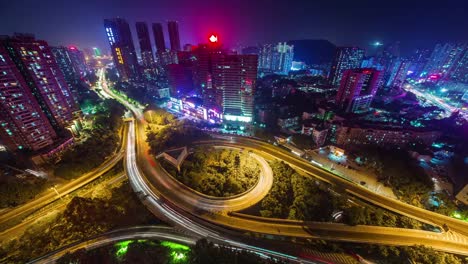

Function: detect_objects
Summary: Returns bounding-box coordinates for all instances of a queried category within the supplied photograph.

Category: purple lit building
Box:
[0,43,57,151]
[2,34,75,130]
[336,68,382,113]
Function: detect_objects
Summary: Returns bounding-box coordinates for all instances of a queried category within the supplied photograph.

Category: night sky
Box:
[1,0,467,55]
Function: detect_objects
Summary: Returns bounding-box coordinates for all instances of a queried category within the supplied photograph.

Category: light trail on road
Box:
[403,83,468,120]
[103,70,468,260]
[125,119,314,263]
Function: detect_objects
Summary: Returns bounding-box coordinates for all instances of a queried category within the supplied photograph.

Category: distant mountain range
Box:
[287,39,336,65]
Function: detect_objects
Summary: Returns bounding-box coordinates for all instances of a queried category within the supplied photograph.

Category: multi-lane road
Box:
[29,225,328,264]
[403,83,468,121]
[0,143,124,235]
[122,119,468,255]
[150,146,273,212]
[220,136,468,237]
[29,226,197,264]
[101,70,468,257]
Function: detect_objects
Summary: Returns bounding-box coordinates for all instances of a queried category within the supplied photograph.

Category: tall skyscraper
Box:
[51,46,80,104]
[329,47,365,86]
[67,46,88,77]
[0,44,57,152]
[336,68,382,113]
[93,47,102,57]
[2,34,75,130]
[104,18,139,80]
[192,43,223,105]
[422,43,466,79]
[152,23,166,53]
[386,59,410,88]
[51,46,76,83]
[451,49,468,83]
[213,54,258,122]
[258,42,294,75]
[408,48,431,78]
[168,21,181,51]
[135,22,155,67]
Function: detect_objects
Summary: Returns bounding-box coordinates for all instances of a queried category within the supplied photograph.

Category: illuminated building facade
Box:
[192,35,258,123]
[167,97,223,124]
[193,43,223,105]
[422,43,467,79]
[168,21,181,51]
[93,47,101,57]
[386,59,410,88]
[329,47,365,86]
[336,68,382,113]
[408,48,431,77]
[451,48,468,83]
[51,47,76,84]
[2,34,75,130]
[0,44,57,152]
[67,46,88,78]
[50,46,80,104]
[258,42,294,75]
[361,57,384,71]
[335,126,441,147]
[135,22,155,68]
[104,18,139,80]
[213,54,258,122]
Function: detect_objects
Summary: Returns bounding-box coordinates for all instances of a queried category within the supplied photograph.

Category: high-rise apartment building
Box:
[152,23,166,53]
[213,54,258,122]
[386,59,410,88]
[193,43,223,104]
[451,49,468,83]
[258,42,294,75]
[168,21,181,51]
[408,48,431,78]
[3,34,75,129]
[51,46,80,104]
[51,46,76,83]
[135,22,155,67]
[423,43,466,79]
[104,18,139,80]
[67,46,88,77]
[52,46,87,81]
[329,47,365,86]
[0,44,57,152]
[336,68,382,113]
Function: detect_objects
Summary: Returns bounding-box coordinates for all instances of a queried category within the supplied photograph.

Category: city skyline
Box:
[1,0,467,55]
[1,1,468,263]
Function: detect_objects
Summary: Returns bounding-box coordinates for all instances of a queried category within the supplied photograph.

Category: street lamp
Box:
[51,185,62,200]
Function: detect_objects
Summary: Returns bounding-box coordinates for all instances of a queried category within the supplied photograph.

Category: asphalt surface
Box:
[0,140,124,233]
[101,71,468,258]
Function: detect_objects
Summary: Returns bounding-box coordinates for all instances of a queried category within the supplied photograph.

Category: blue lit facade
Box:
[104,18,140,80]
[329,47,365,86]
[258,42,294,75]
